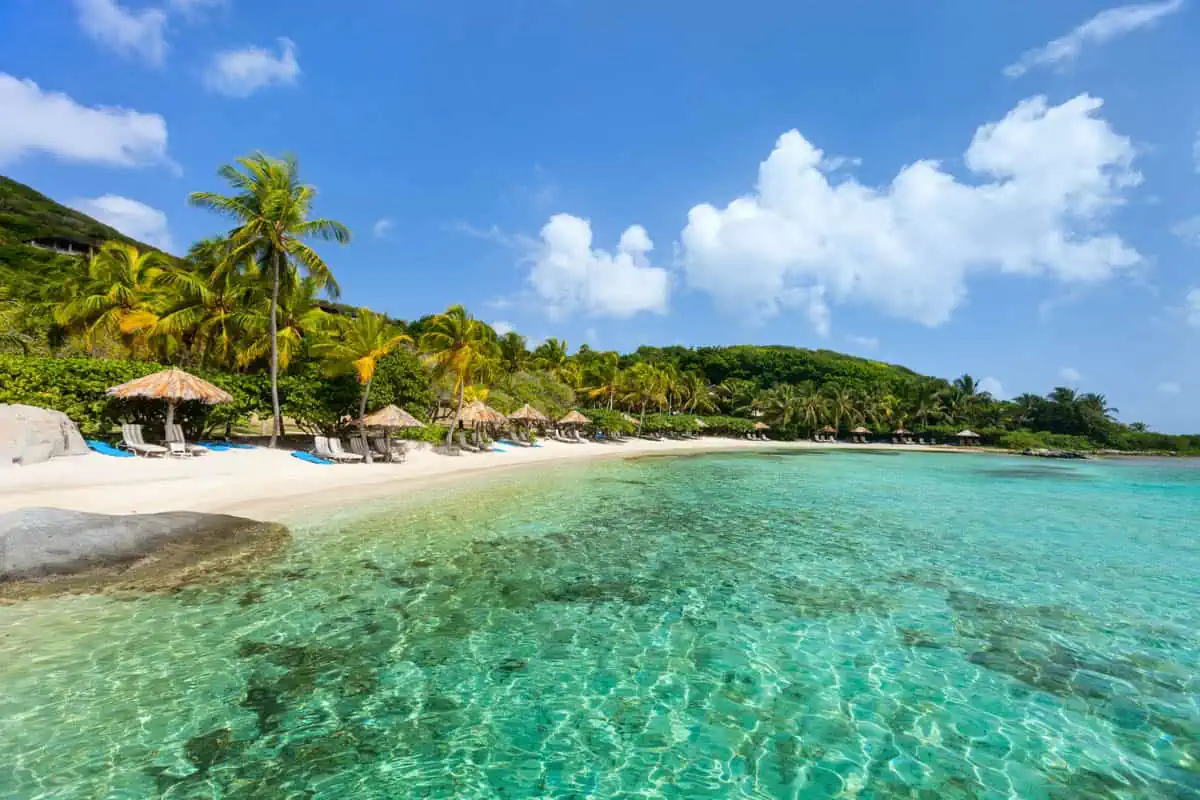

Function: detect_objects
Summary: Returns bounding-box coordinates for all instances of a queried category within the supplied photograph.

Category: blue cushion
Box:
[291,450,333,465]
[87,440,134,458]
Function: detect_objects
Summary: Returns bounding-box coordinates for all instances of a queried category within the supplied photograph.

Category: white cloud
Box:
[204,38,299,97]
[372,218,393,238]
[1187,288,1200,326]
[846,334,879,351]
[71,195,173,252]
[167,0,226,15]
[1171,215,1200,246]
[491,320,514,336]
[1059,366,1083,383]
[1004,0,1184,78]
[978,376,1006,399]
[74,0,168,65]
[679,94,1142,333]
[528,214,671,319]
[0,74,170,169]
[1157,381,1181,394]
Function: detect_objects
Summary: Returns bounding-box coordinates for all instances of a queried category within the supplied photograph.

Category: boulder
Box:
[0,404,89,467]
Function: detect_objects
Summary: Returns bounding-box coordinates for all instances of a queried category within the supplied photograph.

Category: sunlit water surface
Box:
[1,451,1198,798]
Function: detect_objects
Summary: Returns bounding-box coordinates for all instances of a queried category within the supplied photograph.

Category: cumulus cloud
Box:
[1187,288,1200,326]
[168,0,226,15]
[1004,0,1183,78]
[1157,381,1181,394]
[1171,215,1200,246]
[0,74,170,169]
[528,214,670,319]
[491,320,514,336]
[71,195,173,252]
[978,376,1006,399]
[74,0,168,65]
[372,218,393,238]
[679,94,1142,332]
[1060,366,1084,383]
[204,38,299,97]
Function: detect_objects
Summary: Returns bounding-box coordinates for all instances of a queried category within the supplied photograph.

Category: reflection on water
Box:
[1,452,1197,798]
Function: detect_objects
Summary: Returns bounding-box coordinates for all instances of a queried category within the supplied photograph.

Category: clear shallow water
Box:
[1,451,1198,799]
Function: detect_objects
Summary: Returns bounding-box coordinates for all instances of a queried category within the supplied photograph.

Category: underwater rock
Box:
[0,507,289,597]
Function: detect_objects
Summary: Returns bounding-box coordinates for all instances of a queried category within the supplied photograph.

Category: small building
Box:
[26,236,94,257]
[957,429,981,446]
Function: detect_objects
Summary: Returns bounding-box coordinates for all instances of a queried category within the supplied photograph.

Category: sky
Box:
[1,0,1198,431]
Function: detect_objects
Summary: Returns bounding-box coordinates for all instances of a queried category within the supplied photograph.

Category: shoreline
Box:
[0,438,998,524]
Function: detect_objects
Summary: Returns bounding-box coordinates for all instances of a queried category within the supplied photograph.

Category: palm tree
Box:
[420,305,496,449]
[497,331,529,373]
[715,378,758,416]
[533,338,570,378]
[316,309,412,461]
[0,287,33,354]
[235,277,334,372]
[759,384,806,431]
[623,362,667,427]
[54,241,169,356]
[586,351,622,409]
[678,372,715,414]
[189,152,350,447]
[155,238,257,368]
[798,388,827,434]
[823,384,856,434]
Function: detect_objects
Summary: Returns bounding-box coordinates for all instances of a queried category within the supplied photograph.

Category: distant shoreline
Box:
[0,438,1183,526]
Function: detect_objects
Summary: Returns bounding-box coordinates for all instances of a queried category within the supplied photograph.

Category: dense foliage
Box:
[1,167,1195,455]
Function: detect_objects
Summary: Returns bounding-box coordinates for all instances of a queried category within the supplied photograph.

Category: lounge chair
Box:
[370,437,407,462]
[120,424,167,457]
[348,437,373,460]
[455,431,480,452]
[165,423,208,456]
[313,435,363,463]
[330,437,365,462]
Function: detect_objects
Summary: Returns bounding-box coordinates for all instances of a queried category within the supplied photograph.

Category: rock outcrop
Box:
[0,404,89,466]
[0,507,289,597]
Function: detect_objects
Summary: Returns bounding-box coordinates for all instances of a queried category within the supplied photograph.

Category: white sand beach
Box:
[1,438,984,523]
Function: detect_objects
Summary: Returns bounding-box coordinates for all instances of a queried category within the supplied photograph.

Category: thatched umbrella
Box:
[457,401,492,427]
[509,404,548,425]
[956,429,980,446]
[754,421,769,431]
[621,412,639,426]
[851,425,870,443]
[821,425,836,434]
[107,368,232,432]
[695,418,707,430]
[358,405,423,461]
[559,410,590,426]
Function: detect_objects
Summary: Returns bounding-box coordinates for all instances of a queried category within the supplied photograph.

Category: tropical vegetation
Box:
[1,169,1196,455]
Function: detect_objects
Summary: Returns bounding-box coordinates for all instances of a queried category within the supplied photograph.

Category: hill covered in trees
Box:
[1,162,1195,455]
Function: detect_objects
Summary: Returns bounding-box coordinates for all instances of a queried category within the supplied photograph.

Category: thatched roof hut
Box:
[509,404,548,424]
[821,425,836,434]
[559,410,590,426]
[360,405,423,429]
[458,401,506,426]
[851,426,870,434]
[107,368,232,430]
[956,429,981,446]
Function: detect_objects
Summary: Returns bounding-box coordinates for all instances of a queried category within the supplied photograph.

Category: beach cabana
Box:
[359,404,423,461]
[956,429,981,447]
[818,425,837,443]
[107,368,232,436]
[851,425,871,444]
[892,427,912,444]
[753,421,770,440]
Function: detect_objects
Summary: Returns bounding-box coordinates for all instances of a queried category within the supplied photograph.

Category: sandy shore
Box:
[0,438,977,523]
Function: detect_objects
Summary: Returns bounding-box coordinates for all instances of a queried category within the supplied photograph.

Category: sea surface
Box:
[1,451,1198,798]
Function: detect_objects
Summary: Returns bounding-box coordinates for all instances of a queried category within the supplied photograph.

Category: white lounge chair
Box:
[121,424,167,457]
[329,437,365,462]
[455,431,480,452]
[166,423,208,456]
[313,435,361,463]
[370,437,407,462]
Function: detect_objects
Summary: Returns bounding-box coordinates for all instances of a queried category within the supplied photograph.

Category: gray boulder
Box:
[0,403,89,467]
[0,507,279,582]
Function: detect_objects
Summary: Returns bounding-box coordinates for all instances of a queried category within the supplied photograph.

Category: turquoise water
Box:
[1,451,1198,798]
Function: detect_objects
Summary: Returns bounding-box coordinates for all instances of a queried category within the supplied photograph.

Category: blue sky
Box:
[1,0,1198,431]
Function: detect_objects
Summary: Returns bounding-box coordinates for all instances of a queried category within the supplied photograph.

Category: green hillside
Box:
[0,176,150,301]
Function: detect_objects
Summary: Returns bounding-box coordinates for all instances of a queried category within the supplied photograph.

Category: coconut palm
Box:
[715,378,758,416]
[0,287,34,354]
[497,331,529,373]
[316,309,412,461]
[822,384,856,434]
[586,351,622,409]
[759,384,806,431]
[420,305,497,449]
[235,277,334,372]
[623,362,668,427]
[54,241,169,356]
[678,371,716,414]
[189,152,350,447]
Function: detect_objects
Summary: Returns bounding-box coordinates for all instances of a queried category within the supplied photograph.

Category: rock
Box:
[0,507,289,597]
[0,404,89,466]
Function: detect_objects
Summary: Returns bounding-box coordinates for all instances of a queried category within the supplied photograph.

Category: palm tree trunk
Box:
[359,374,373,463]
[268,248,282,448]
[446,379,465,449]
[608,387,614,410]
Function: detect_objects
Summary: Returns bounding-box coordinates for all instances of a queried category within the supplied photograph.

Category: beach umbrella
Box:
[106,368,232,432]
[508,404,548,424]
[559,410,590,426]
[360,405,423,429]
[754,422,769,431]
[956,429,980,438]
[621,412,640,426]
[893,427,910,434]
[821,425,837,434]
[851,426,870,434]
[457,401,490,426]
